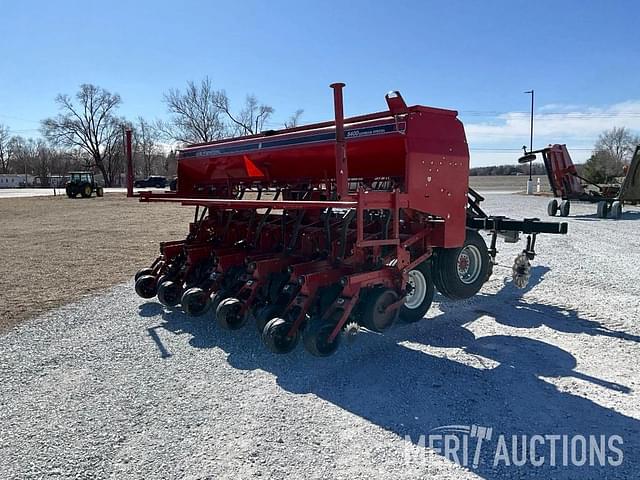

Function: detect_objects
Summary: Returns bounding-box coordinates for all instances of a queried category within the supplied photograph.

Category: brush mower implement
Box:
[519,144,640,219]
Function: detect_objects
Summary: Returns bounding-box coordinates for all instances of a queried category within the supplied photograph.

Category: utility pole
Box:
[524,89,535,193]
[126,128,133,197]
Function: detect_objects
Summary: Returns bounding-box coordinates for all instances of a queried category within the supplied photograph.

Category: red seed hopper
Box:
[135,83,567,357]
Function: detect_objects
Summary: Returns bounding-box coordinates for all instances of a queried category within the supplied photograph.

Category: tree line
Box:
[0,77,303,186]
[469,163,547,176]
[2,80,638,186]
[471,127,639,182]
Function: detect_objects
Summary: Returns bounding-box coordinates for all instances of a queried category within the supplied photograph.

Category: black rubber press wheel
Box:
[254,304,282,333]
[135,274,157,299]
[216,297,247,330]
[303,312,342,357]
[135,267,154,282]
[262,318,299,354]
[361,288,399,332]
[157,280,182,307]
[181,287,210,316]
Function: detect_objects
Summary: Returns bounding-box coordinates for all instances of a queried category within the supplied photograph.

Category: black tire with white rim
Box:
[399,262,435,322]
[559,200,571,217]
[432,229,490,300]
[611,201,622,219]
[547,199,559,216]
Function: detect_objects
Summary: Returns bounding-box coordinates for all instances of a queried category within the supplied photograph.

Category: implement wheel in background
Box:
[432,229,490,300]
[547,199,559,216]
[135,267,154,282]
[611,201,622,219]
[597,201,609,218]
[559,200,571,217]
[209,289,231,317]
[399,262,435,323]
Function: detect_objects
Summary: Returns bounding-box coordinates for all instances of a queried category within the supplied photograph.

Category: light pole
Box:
[524,89,534,193]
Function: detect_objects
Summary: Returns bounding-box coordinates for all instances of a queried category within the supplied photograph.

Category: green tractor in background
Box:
[65,171,104,198]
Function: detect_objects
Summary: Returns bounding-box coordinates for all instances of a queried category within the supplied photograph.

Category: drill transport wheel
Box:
[597,201,609,218]
[432,230,490,300]
[611,201,622,219]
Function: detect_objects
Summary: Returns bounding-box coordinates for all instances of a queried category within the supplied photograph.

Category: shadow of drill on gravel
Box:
[471,266,640,345]
[213,311,638,478]
[147,268,639,478]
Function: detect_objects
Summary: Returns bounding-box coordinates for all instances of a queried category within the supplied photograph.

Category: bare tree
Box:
[594,126,640,164]
[584,127,640,183]
[160,77,283,144]
[7,136,36,180]
[0,124,13,173]
[216,93,274,135]
[284,109,304,128]
[41,84,122,186]
[135,117,162,177]
[159,77,227,144]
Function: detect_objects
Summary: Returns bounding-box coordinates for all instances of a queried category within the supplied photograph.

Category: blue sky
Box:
[1,0,639,165]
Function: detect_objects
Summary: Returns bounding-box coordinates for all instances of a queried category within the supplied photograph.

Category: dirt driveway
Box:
[0,194,192,331]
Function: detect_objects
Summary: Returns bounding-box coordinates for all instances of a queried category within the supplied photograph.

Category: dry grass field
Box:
[0,194,192,331]
[0,176,549,332]
[469,174,550,192]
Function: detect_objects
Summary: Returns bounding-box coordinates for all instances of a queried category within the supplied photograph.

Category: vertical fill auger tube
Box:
[330,82,349,199]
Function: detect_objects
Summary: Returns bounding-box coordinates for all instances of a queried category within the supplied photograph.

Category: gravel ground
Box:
[1,193,639,479]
